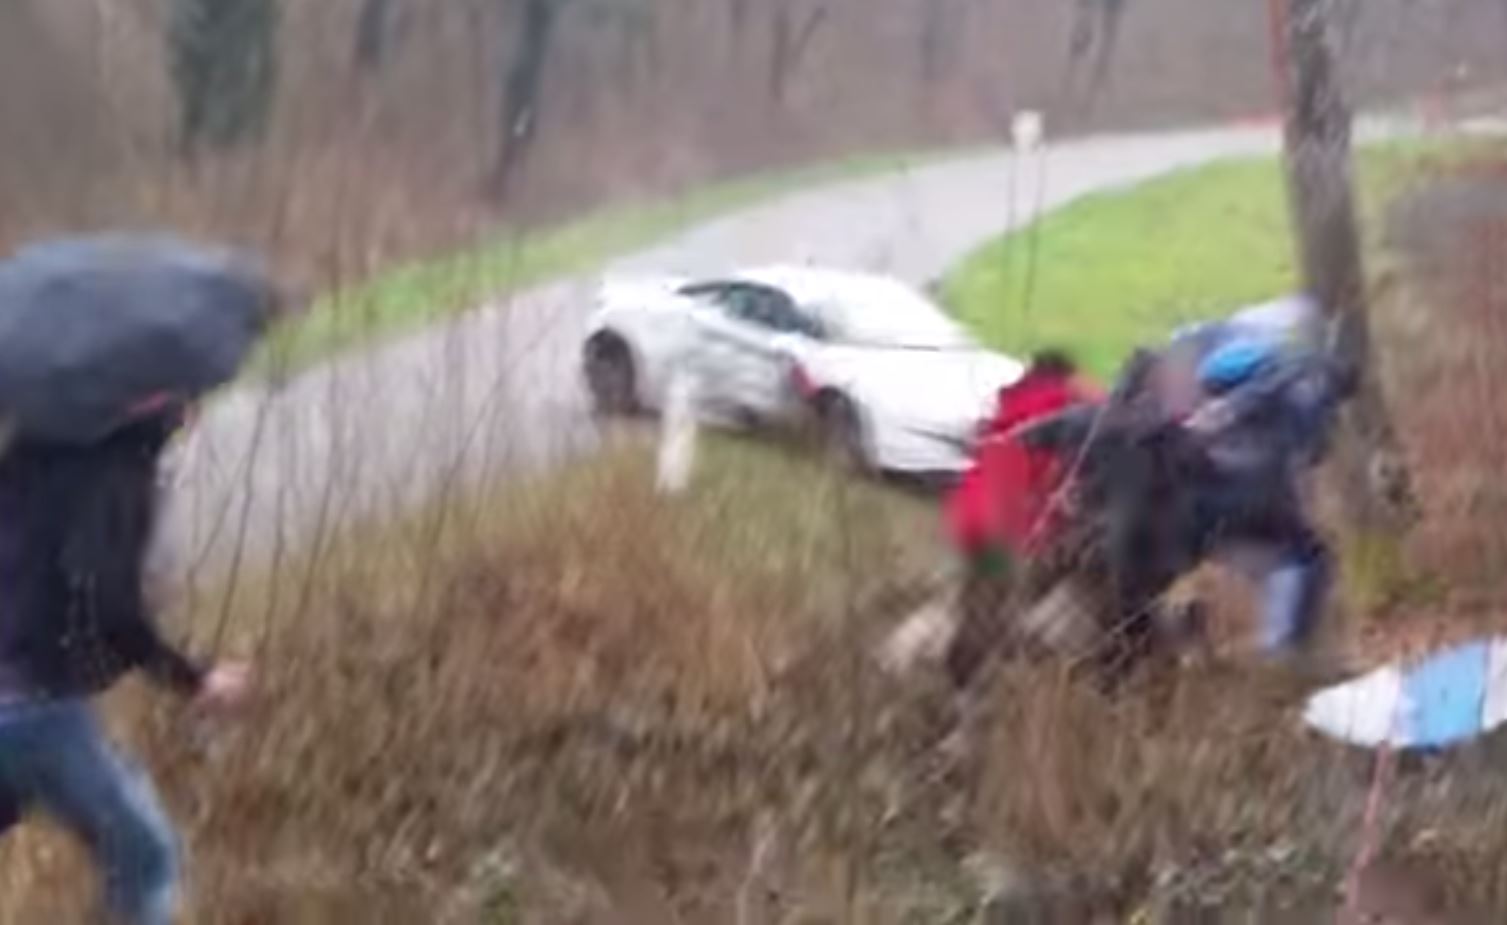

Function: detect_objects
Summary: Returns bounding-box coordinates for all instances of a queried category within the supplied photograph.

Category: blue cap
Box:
[1197,337,1275,391]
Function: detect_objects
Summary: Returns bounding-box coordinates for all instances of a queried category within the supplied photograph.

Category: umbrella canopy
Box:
[1304,636,1507,750]
[0,234,279,444]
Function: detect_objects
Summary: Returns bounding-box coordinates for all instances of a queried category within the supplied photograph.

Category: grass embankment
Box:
[942,141,1476,378]
[258,150,961,376]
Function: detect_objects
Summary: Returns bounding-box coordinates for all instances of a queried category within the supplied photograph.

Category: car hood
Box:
[802,346,1024,434]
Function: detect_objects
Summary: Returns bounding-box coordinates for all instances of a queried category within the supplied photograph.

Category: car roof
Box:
[728,265,972,347]
[732,265,943,321]
[732,265,907,303]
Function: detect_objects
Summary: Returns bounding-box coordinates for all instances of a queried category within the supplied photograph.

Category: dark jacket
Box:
[0,416,203,702]
[1188,349,1349,484]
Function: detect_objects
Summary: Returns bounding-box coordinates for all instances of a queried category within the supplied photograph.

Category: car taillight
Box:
[790,362,818,399]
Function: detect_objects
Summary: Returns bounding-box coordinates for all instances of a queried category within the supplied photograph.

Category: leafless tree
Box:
[1279,0,1412,529]
[729,0,749,44]
[489,0,660,200]
[1066,0,1128,109]
[490,0,565,200]
[768,0,828,106]
[170,0,280,154]
[918,0,966,86]
[353,0,403,73]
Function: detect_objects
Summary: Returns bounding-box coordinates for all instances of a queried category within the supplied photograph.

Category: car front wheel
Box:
[583,333,639,416]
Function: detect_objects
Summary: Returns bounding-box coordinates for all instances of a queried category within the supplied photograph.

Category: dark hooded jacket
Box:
[0,414,203,703]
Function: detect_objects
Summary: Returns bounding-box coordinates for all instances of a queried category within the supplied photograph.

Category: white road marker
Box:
[656,367,700,495]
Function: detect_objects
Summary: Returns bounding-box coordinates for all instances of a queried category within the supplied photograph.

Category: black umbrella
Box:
[0,234,280,444]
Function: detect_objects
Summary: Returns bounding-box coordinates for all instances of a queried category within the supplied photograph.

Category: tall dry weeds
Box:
[9,425,1507,921]
[2,443,961,922]
[1378,157,1507,611]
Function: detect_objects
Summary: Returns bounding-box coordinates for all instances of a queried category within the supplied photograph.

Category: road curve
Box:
[161,119,1418,584]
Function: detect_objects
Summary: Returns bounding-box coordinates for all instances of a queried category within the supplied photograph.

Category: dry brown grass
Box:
[1,436,965,922]
[8,421,1507,922]
[1360,153,1507,643]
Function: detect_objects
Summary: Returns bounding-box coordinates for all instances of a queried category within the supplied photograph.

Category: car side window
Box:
[679,281,754,320]
[745,286,824,338]
[755,289,807,335]
[678,281,732,305]
[781,304,825,340]
[681,281,822,338]
[726,286,770,326]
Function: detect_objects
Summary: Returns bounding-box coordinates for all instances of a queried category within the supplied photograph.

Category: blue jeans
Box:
[1192,477,1331,652]
[1214,542,1331,651]
[0,699,180,925]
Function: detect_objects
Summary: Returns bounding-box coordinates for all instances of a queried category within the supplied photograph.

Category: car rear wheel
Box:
[815,391,872,474]
[583,333,639,416]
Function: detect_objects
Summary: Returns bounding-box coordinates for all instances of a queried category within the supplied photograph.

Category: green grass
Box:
[941,141,1473,380]
[258,150,968,375]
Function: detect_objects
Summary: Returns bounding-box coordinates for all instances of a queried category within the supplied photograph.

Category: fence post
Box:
[656,366,700,495]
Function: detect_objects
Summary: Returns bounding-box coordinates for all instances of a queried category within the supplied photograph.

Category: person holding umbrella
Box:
[0,235,289,924]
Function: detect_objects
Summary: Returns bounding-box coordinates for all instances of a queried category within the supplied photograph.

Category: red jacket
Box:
[946,370,1098,557]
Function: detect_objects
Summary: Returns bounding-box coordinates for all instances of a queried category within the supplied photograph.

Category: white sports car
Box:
[581,265,1024,477]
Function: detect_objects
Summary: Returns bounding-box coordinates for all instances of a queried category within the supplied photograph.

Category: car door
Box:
[683,281,813,421]
[751,288,826,422]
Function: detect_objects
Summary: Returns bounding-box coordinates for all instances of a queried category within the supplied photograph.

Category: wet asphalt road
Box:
[162,119,1432,582]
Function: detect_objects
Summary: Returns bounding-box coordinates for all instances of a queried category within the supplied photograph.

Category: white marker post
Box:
[655,365,700,496]
[879,593,960,675]
[1011,109,1044,153]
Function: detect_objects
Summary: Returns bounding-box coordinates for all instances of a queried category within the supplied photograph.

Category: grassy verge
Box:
[258,150,966,375]
[941,140,1482,378]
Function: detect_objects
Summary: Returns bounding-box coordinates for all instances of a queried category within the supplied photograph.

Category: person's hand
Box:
[194,661,253,713]
[1183,398,1235,438]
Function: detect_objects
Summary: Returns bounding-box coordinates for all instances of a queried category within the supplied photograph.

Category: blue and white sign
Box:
[1304,637,1507,749]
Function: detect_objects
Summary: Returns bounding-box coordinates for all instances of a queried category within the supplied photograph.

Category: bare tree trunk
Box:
[490,0,563,201]
[768,1,827,106]
[730,0,749,43]
[1065,0,1128,115]
[353,0,401,73]
[1278,0,1411,530]
[918,0,960,87]
[1089,0,1127,96]
[770,1,791,103]
[170,0,280,154]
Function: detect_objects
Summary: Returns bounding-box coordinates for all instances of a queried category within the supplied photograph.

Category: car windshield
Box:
[819,285,974,349]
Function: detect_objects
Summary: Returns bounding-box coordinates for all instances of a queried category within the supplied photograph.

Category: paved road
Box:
[161,120,1420,583]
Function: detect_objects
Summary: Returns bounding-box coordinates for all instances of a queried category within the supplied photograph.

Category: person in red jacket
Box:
[943,349,1099,688]
[945,350,1098,561]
